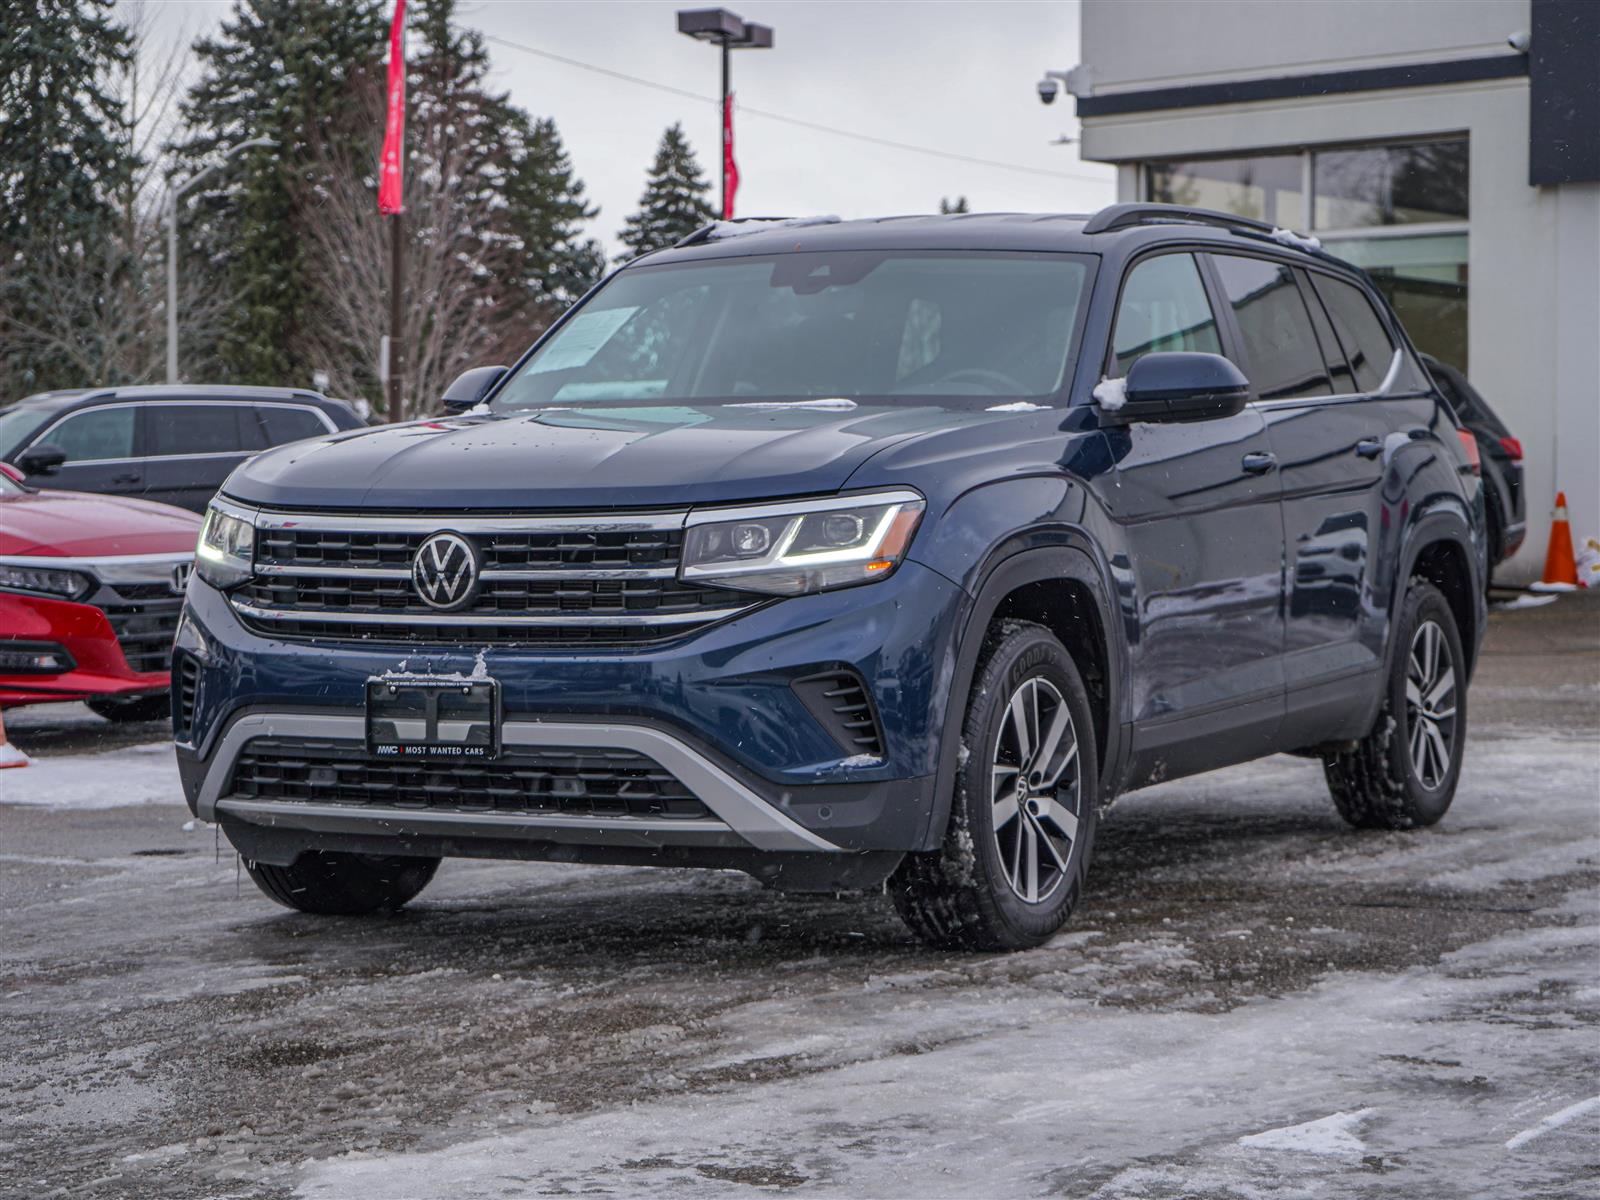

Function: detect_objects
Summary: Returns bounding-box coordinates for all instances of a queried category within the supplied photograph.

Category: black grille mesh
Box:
[103,598,182,674]
[227,738,711,820]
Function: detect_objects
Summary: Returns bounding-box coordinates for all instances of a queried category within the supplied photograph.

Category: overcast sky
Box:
[135,0,1115,255]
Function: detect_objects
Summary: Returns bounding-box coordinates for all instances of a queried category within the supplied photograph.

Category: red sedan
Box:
[0,464,199,720]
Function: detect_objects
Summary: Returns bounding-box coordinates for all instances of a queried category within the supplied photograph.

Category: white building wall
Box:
[1076,0,1600,582]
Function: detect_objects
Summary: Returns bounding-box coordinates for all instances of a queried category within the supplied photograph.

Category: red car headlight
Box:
[0,562,93,601]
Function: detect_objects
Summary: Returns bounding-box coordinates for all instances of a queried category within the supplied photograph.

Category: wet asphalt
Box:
[1,592,1596,1198]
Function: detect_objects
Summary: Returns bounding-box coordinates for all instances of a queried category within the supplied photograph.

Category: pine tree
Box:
[0,0,133,393]
[168,0,387,384]
[617,123,715,260]
[939,196,970,214]
[504,115,605,319]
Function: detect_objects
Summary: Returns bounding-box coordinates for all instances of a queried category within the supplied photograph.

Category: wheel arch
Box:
[917,540,1125,851]
[1393,514,1482,680]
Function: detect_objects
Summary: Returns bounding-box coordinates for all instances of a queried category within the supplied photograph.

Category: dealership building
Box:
[1064,0,1598,582]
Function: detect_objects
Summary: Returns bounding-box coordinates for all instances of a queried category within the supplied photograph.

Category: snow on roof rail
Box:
[674,215,841,247]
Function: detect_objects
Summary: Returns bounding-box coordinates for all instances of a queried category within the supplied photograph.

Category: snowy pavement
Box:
[1,597,1596,1198]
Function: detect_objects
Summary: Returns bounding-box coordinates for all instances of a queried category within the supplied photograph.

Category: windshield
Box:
[493,251,1092,411]
[0,406,52,459]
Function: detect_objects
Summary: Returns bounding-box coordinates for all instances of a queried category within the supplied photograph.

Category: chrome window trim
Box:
[228,600,754,628]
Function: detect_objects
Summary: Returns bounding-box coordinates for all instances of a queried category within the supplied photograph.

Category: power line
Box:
[482,33,1112,185]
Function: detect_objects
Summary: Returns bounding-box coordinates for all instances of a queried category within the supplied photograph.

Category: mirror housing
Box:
[1109,352,1250,423]
[441,365,507,413]
[17,444,66,476]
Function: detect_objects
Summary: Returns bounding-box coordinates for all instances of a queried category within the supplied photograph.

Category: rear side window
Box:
[1297,269,1356,393]
[46,407,135,463]
[1110,253,1222,376]
[1210,255,1332,401]
[258,406,329,446]
[1309,274,1395,393]
[145,405,251,456]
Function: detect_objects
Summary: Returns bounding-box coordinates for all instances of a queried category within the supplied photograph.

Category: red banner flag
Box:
[722,91,738,220]
[378,0,407,215]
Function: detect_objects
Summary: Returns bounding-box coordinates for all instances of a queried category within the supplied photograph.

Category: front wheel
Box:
[891,621,1099,951]
[246,851,440,915]
[1323,579,1466,829]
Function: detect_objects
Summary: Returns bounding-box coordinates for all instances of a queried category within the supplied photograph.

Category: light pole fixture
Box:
[676,8,773,219]
[164,135,275,384]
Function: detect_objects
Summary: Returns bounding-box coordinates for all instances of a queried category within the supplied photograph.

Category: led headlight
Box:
[0,562,93,601]
[195,501,256,590]
[682,490,924,596]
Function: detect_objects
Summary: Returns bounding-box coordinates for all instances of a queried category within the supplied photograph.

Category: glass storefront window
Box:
[1312,140,1469,229]
[1145,154,1304,227]
[1317,233,1469,371]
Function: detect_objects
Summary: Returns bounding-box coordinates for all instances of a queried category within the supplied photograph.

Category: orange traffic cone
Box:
[0,708,29,769]
[1530,491,1581,592]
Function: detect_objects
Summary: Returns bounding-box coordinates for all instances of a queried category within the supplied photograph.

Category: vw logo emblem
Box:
[411,532,479,611]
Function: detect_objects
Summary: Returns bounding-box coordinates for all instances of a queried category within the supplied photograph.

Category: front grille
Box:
[234,515,757,646]
[102,596,182,674]
[227,737,711,820]
[792,670,886,758]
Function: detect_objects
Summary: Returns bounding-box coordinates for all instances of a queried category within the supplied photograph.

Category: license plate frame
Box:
[365,676,501,760]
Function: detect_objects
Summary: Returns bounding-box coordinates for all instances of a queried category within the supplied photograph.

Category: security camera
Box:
[1037,78,1059,105]
[1507,29,1531,53]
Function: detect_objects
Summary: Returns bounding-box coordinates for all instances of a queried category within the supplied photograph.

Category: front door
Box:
[24,404,142,499]
[1100,251,1286,785]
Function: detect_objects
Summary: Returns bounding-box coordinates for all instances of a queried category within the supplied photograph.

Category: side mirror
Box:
[441,365,507,413]
[17,444,66,476]
[1109,352,1250,423]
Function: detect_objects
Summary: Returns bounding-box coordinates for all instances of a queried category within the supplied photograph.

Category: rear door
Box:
[1212,254,1398,745]
[138,402,263,512]
[1100,250,1286,784]
[23,404,142,498]
[254,403,337,448]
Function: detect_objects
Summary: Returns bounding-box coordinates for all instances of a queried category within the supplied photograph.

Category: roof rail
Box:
[1081,203,1276,236]
[674,215,841,248]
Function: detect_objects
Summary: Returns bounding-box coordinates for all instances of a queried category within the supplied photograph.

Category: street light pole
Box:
[676,9,773,220]
[164,135,274,384]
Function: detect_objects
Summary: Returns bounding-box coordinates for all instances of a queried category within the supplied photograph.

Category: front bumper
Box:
[0,591,173,707]
[175,559,965,860]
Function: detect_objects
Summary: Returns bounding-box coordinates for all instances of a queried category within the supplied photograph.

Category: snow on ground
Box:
[0,740,178,809]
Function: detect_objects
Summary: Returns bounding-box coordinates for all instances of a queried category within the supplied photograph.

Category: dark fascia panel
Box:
[1075,55,1529,119]
[1529,0,1600,185]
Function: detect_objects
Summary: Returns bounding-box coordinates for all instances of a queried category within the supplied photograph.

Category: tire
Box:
[245,851,440,915]
[87,693,171,723]
[890,620,1099,951]
[1323,579,1466,829]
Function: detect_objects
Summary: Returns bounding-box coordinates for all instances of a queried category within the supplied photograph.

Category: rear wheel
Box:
[1323,579,1466,829]
[891,621,1099,951]
[87,694,171,723]
[246,852,440,915]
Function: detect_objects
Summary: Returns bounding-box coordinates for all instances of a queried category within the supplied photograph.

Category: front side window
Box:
[1110,253,1222,377]
[45,407,135,463]
[1210,255,1331,401]
[493,251,1093,410]
[145,405,249,456]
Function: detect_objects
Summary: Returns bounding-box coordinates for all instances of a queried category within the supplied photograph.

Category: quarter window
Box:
[1308,275,1396,393]
[1110,253,1222,377]
[1210,255,1331,401]
[145,405,248,456]
[258,406,329,446]
[45,407,135,463]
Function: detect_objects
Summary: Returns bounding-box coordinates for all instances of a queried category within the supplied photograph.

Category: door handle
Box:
[1354,437,1383,459]
[112,472,141,484]
[1241,451,1277,475]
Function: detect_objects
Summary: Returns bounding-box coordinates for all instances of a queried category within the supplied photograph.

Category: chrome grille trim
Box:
[228,601,755,628]
[252,563,679,581]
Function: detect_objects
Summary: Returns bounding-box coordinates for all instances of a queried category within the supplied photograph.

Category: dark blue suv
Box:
[174,205,1485,950]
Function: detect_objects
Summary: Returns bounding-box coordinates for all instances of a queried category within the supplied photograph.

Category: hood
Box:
[0,489,201,557]
[221,403,1022,511]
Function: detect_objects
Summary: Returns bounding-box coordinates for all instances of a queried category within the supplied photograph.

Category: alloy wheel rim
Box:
[990,676,1082,904]
[1405,618,1457,789]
